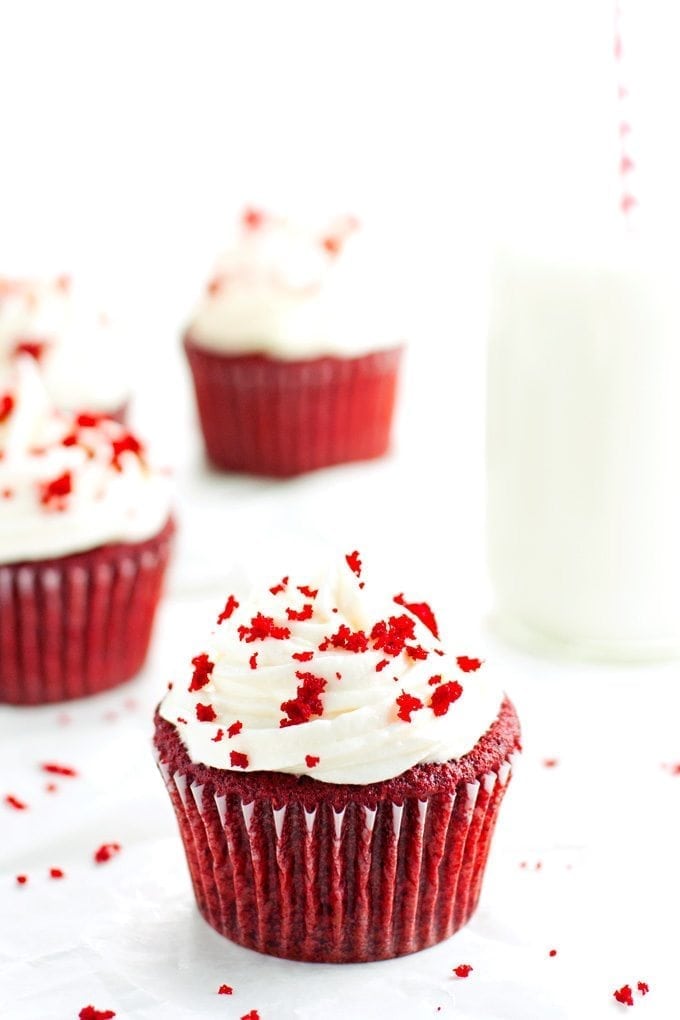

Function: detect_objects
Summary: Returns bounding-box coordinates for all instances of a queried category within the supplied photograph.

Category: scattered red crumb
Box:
[292,651,314,662]
[429,680,463,717]
[14,340,49,361]
[396,691,424,723]
[280,671,327,727]
[49,867,65,879]
[227,720,243,739]
[456,656,483,673]
[548,949,557,957]
[39,470,72,509]
[94,842,122,864]
[75,412,103,428]
[345,550,362,577]
[637,982,649,996]
[376,659,389,672]
[242,207,264,229]
[218,984,233,995]
[298,585,318,598]
[305,755,320,768]
[322,235,341,255]
[249,652,258,670]
[434,648,445,657]
[0,393,14,423]
[453,964,473,978]
[211,729,224,743]
[230,751,249,769]
[61,433,78,447]
[393,594,440,638]
[371,615,416,657]
[319,624,368,653]
[16,874,28,885]
[196,703,217,723]
[217,595,240,623]
[238,613,291,643]
[269,576,289,595]
[662,763,680,775]
[189,652,214,691]
[613,985,634,1007]
[5,794,27,810]
[176,716,187,725]
[45,783,58,793]
[286,603,313,621]
[543,758,559,768]
[78,1008,116,1020]
[111,432,144,470]
[428,674,442,686]
[336,672,342,680]
[406,644,428,661]
[240,1011,260,1020]
[207,275,226,296]
[1,488,12,499]
[535,861,543,871]
[41,762,78,777]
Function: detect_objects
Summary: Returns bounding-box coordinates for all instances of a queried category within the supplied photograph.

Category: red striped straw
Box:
[614,0,638,224]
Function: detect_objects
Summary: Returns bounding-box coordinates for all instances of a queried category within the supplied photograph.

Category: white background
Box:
[2,2,680,1018]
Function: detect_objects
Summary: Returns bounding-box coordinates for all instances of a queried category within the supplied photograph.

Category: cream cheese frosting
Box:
[0,276,129,412]
[186,209,406,359]
[159,554,503,785]
[0,359,172,563]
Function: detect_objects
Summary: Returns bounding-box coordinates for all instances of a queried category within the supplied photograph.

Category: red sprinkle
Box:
[189,652,214,692]
[230,751,249,769]
[286,603,313,622]
[305,755,320,768]
[218,985,233,995]
[94,842,121,864]
[227,720,243,739]
[393,594,440,638]
[345,550,362,577]
[39,470,72,509]
[457,656,483,673]
[238,613,291,643]
[217,595,240,623]
[453,964,473,978]
[429,681,463,717]
[292,651,314,662]
[196,703,217,723]
[0,393,15,423]
[269,576,289,595]
[280,671,327,727]
[49,867,65,879]
[298,585,318,598]
[613,985,634,1007]
[16,874,28,885]
[249,652,258,670]
[78,1008,116,1020]
[396,691,424,723]
[211,729,224,743]
[637,982,649,996]
[41,762,78,777]
[5,794,27,810]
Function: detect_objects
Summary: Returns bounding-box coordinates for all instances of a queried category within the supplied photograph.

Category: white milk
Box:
[487,243,680,659]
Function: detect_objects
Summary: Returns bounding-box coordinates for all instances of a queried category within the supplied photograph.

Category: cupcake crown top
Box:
[186,208,407,360]
[160,553,502,785]
[0,358,171,563]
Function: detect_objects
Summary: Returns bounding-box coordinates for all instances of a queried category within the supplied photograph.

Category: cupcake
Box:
[0,359,174,705]
[154,552,520,963]
[183,209,404,476]
[0,275,129,419]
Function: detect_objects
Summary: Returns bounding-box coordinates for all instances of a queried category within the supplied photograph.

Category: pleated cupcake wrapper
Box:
[184,341,402,477]
[156,752,515,963]
[0,520,174,705]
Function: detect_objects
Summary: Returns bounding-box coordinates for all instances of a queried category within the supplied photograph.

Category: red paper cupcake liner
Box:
[0,517,175,705]
[184,337,403,477]
[154,698,520,963]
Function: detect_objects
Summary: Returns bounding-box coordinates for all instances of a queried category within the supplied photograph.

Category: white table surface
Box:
[2,346,678,1020]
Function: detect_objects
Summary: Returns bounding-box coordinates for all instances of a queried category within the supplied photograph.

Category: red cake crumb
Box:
[345,550,362,577]
[428,674,442,686]
[406,644,428,661]
[613,985,634,1006]
[371,615,416,657]
[16,874,28,885]
[41,762,78,777]
[393,594,440,638]
[212,729,224,743]
[40,470,72,509]
[14,339,49,361]
[249,652,258,670]
[292,651,314,662]
[239,613,291,643]
[322,235,341,255]
[269,576,289,595]
[453,964,473,978]
[217,595,239,623]
[218,984,233,995]
[94,842,121,864]
[298,585,318,598]
[5,794,27,810]
[75,413,103,428]
[286,603,313,621]
[78,1007,116,1020]
[242,207,264,229]
[543,758,559,768]
[429,681,463,717]
[637,983,649,996]
[230,751,249,769]
[45,783,58,793]
[319,624,368,653]
[62,433,78,447]
[189,653,214,692]
[240,1011,260,1020]
[280,672,327,727]
[227,721,243,739]
[376,659,389,672]
[196,703,217,723]
[396,691,424,722]
[548,949,557,957]
[111,432,144,470]
[176,716,187,725]
[457,656,482,673]
[305,755,320,768]
[0,393,14,423]
[49,867,65,879]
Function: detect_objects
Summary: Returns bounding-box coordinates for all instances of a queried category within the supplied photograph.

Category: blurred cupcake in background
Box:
[0,275,130,419]
[184,209,405,477]
[0,358,174,705]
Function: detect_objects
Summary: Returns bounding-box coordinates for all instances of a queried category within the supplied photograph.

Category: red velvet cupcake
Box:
[0,360,174,704]
[183,210,404,476]
[154,553,520,962]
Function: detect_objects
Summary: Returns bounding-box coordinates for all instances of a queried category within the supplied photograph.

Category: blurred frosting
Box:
[186,209,406,359]
[0,358,172,563]
[0,276,129,412]
[159,554,503,785]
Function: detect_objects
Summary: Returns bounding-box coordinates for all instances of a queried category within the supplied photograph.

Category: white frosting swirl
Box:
[159,558,503,785]
[186,210,406,359]
[0,359,172,563]
[0,276,129,412]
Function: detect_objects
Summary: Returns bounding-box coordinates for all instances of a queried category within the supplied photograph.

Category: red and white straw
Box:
[614,0,638,225]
